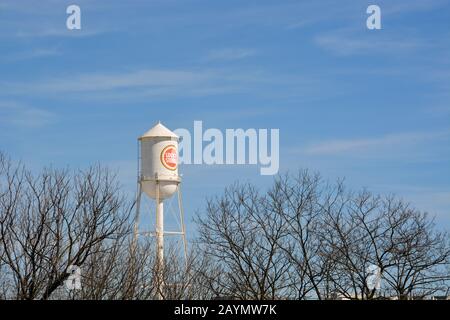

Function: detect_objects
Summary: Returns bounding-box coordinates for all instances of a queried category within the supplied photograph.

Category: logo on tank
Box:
[160,145,178,170]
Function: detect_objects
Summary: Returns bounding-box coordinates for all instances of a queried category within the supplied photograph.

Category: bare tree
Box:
[320,191,450,300]
[1,152,214,300]
[57,238,213,300]
[196,183,293,299]
[319,190,385,300]
[2,151,449,300]
[268,172,340,300]
[196,171,450,300]
[380,198,450,299]
[0,152,130,299]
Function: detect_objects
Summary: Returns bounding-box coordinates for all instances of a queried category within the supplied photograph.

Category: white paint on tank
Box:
[139,122,180,199]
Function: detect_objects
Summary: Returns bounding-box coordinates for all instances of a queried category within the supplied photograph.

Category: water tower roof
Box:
[139,122,178,140]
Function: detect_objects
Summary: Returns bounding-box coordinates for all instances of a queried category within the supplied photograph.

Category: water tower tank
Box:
[139,122,180,199]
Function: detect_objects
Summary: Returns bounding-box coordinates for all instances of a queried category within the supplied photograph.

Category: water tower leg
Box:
[155,184,164,300]
[156,200,164,270]
[177,185,188,266]
[132,184,142,253]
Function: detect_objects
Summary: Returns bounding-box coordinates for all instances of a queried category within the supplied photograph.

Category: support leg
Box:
[155,183,164,300]
[177,185,188,267]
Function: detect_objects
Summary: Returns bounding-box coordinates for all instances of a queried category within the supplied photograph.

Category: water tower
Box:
[133,121,187,300]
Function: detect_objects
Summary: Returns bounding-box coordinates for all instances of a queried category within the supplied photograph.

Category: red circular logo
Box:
[160,145,177,170]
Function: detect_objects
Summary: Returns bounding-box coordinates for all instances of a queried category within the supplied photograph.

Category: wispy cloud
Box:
[0,67,313,101]
[407,190,450,221]
[205,48,257,61]
[371,184,450,223]
[303,131,449,156]
[13,28,105,38]
[314,28,427,56]
[1,48,61,62]
[0,101,56,128]
[0,69,238,101]
[381,0,449,16]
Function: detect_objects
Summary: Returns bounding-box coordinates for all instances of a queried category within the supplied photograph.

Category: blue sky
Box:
[0,0,449,236]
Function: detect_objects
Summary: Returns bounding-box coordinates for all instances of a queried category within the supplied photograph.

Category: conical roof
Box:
[139,122,178,140]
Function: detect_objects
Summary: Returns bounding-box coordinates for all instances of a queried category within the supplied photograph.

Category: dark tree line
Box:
[1,152,449,300]
[0,152,130,299]
[196,172,450,300]
[0,152,207,300]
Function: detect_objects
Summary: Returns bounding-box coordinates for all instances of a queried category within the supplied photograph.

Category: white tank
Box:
[139,122,180,199]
